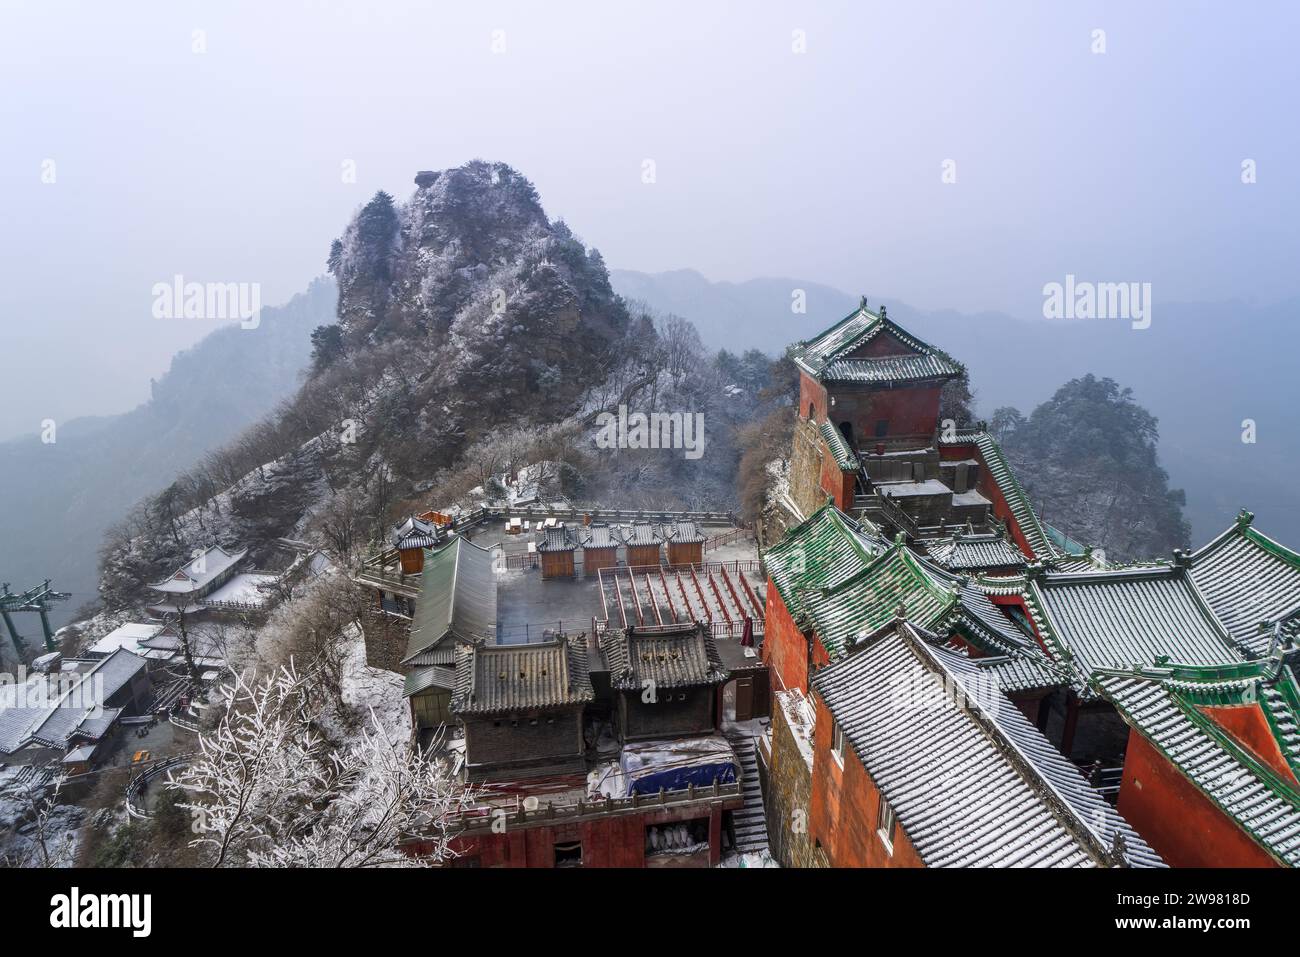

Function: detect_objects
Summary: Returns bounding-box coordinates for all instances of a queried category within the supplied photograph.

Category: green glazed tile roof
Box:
[1092,661,1300,866]
[817,421,859,472]
[940,429,1055,561]
[802,542,958,657]
[1024,565,1244,693]
[791,305,962,386]
[763,503,887,626]
[1190,511,1300,657]
[403,536,498,664]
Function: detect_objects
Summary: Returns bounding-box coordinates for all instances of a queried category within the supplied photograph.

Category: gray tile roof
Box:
[536,525,580,552]
[0,649,146,755]
[403,537,498,664]
[965,650,1071,694]
[581,524,620,549]
[926,533,1027,572]
[820,353,962,384]
[659,520,707,544]
[1190,513,1300,657]
[618,523,663,547]
[392,516,439,550]
[451,636,593,716]
[600,622,728,691]
[1025,566,1244,691]
[813,623,1161,867]
[149,545,246,594]
[1093,664,1300,866]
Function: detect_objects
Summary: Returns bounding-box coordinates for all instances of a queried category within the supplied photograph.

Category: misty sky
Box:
[2,0,1297,440]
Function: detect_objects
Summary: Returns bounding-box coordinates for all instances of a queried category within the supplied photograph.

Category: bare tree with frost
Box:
[169,663,477,868]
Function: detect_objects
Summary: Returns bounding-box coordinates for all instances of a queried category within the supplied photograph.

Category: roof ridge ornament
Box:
[859,294,868,310]
[1236,508,1255,528]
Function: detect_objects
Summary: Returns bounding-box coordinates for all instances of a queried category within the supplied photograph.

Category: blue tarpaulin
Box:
[619,737,739,796]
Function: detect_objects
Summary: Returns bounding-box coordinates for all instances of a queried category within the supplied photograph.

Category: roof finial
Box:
[1236,508,1255,528]
[859,294,868,310]
[878,304,888,321]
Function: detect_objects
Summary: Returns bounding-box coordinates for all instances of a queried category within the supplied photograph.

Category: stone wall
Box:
[764,691,828,869]
[788,416,831,520]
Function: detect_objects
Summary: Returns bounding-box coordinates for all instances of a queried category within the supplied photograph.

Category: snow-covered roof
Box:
[149,545,247,594]
[392,516,439,550]
[0,648,146,756]
[1189,510,1300,657]
[88,622,166,657]
[1093,661,1300,866]
[813,623,1162,867]
[1024,564,1244,692]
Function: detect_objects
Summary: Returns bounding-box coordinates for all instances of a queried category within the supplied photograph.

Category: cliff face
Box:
[329,161,627,423]
[999,374,1191,561]
[98,162,632,611]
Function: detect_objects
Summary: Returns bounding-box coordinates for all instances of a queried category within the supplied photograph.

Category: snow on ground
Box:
[720,848,779,868]
[337,622,410,744]
[776,689,816,769]
[204,571,279,607]
[0,780,82,867]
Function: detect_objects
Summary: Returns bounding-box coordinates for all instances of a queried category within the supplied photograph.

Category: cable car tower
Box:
[1,580,71,655]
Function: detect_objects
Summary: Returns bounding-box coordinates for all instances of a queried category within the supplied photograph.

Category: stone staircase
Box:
[725,730,770,854]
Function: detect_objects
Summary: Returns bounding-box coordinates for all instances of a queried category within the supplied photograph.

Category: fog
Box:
[1,0,1297,440]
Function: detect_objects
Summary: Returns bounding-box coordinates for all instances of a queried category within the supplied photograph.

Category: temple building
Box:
[600,622,730,741]
[402,536,498,742]
[660,520,707,567]
[146,545,248,616]
[391,515,440,574]
[760,303,1300,868]
[537,524,580,579]
[619,523,664,568]
[1093,650,1300,867]
[809,621,1161,867]
[579,524,620,574]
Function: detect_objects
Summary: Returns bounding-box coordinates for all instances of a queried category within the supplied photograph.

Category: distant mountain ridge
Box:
[610,268,1300,548]
[0,279,334,632]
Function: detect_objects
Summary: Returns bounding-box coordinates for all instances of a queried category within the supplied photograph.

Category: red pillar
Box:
[708,804,723,866]
[1061,693,1080,759]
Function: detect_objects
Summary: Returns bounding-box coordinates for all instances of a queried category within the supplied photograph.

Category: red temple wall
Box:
[762,582,810,694]
[1116,729,1278,868]
[1199,704,1300,785]
[808,692,924,868]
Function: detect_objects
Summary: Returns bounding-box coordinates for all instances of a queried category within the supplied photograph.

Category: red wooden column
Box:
[708,804,723,866]
[1060,692,1080,758]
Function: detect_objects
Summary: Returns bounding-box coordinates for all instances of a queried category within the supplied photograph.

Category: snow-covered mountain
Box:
[0,280,333,632]
[97,162,634,612]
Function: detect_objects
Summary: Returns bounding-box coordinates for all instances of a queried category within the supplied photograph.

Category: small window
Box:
[554,841,583,868]
[877,797,898,854]
[874,419,889,438]
[830,718,845,767]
